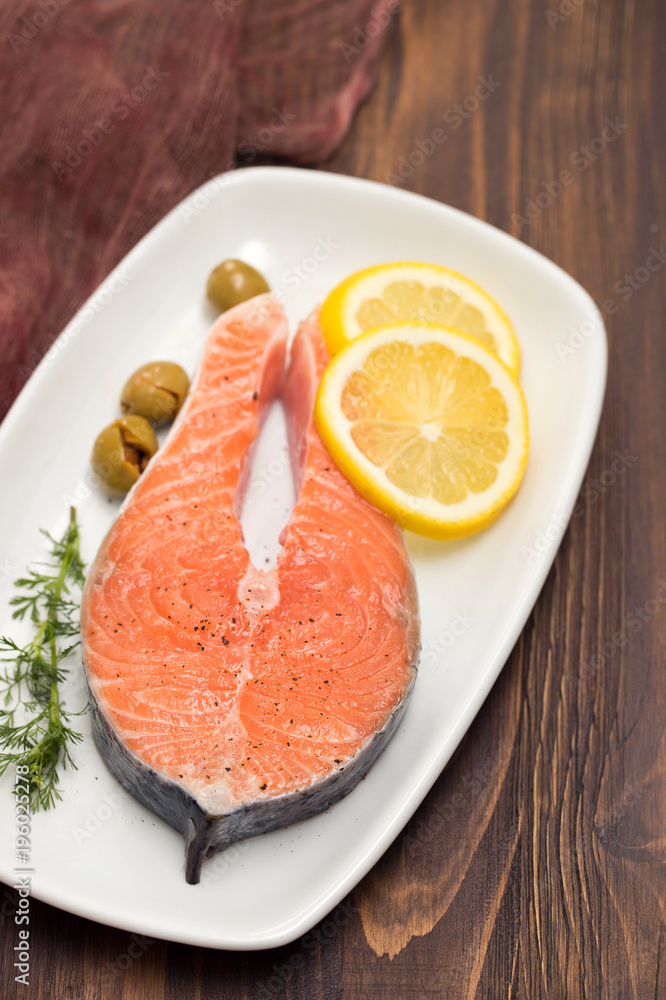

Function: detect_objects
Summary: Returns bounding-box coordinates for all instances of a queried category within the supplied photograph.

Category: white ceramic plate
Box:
[0,167,606,950]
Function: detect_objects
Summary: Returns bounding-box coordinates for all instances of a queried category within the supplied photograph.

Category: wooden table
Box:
[3,0,664,996]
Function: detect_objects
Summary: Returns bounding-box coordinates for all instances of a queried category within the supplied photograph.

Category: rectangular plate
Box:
[0,167,606,949]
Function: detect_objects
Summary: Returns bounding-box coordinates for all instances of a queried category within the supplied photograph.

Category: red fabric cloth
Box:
[0,0,395,419]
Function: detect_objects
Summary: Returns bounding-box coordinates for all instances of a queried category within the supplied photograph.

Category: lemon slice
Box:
[315,324,529,539]
[320,262,520,376]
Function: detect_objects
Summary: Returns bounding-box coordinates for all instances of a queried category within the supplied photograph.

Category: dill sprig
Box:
[0,507,86,810]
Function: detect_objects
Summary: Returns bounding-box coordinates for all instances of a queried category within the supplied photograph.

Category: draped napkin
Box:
[0,0,397,419]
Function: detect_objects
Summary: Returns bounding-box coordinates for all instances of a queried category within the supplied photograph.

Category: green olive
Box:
[120,361,189,425]
[91,415,158,496]
[206,259,270,313]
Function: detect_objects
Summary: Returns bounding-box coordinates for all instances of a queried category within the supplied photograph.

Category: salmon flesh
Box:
[81,295,420,883]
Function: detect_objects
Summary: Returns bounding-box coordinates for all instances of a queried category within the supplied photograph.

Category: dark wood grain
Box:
[2,0,665,997]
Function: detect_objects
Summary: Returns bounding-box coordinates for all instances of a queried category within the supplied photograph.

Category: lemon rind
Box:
[319,262,520,377]
[315,323,529,540]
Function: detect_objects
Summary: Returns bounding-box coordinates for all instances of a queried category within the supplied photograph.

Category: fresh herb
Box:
[0,507,86,810]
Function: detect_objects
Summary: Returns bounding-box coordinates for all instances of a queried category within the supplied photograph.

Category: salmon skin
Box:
[81,295,419,884]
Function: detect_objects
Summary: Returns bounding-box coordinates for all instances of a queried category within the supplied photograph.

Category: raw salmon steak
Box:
[81,295,420,883]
